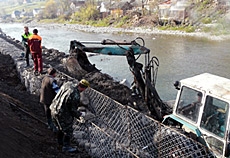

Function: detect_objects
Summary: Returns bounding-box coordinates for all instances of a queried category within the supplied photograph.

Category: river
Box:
[1,23,230,101]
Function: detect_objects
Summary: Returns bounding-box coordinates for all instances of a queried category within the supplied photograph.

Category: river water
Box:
[1,23,230,101]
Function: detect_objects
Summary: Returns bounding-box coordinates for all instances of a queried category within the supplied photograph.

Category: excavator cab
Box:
[163,73,230,157]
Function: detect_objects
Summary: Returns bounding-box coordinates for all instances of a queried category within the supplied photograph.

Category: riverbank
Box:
[0,53,91,158]
[26,21,230,41]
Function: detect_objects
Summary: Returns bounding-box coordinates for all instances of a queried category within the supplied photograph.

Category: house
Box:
[158,0,172,20]
[169,0,190,21]
[33,8,43,17]
[99,1,133,18]
[11,10,21,18]
[20,11,33,18]
[70,0,85,12]
[99,2,109,18]
[158,0,190,22]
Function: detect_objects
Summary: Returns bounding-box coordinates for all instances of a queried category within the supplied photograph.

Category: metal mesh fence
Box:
[73,88,216,158]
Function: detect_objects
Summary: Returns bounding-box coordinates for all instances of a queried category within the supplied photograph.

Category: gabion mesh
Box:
[73,88,216,158]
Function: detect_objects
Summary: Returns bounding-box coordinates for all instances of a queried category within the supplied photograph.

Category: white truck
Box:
[163,73,230,157]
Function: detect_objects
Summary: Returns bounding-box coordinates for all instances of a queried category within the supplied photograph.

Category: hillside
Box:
[0,0,45,15]
[1,0,230,35]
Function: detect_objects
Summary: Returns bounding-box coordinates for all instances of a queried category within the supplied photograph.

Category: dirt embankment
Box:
[0,53,92,158]
[0,28,150,157]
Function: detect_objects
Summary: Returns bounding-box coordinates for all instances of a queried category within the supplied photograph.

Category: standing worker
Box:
[50,79,90,152]
[28,29,43,75]
[21,26,32,67]
[40,68,60,131]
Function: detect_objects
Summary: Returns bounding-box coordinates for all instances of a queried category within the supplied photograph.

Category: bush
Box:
[113,15,131,28]
[201,17,212,24]
[184,26,195,33]
[73,3,100,22]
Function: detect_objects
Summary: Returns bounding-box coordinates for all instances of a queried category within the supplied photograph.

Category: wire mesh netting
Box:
[73,88,216,158]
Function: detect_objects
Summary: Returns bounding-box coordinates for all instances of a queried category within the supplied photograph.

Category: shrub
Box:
[201,17,212,24]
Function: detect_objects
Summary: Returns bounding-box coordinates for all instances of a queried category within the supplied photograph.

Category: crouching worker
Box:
[50,79,90,153]
[40,68,60,131]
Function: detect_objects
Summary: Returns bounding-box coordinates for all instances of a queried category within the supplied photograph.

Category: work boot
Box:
[34,71,39,76]
[62,146,77,153]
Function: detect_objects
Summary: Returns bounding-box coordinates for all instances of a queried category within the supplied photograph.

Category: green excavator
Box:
[69,37,172,121]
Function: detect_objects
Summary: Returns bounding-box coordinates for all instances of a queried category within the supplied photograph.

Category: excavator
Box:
[69,37,230,157]
[69,37,172,121]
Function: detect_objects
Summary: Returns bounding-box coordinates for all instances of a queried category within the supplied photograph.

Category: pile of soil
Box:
[0,53,90,158]
[41,46,149,113]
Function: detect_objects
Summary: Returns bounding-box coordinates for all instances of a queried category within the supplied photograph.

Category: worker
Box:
[28,29,43,76]
[21,26,32,67]
[50,79,90,152]
[180,92,202,120]
[40,68,60,131]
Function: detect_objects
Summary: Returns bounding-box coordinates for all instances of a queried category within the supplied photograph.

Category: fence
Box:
[73,88,216,158]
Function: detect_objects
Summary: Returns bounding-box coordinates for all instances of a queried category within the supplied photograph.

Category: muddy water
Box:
[1,23,230,101]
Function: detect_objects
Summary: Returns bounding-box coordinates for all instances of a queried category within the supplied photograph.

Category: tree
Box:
[55,0,71,15]
[42,0,58,19]
[73,3,100,22]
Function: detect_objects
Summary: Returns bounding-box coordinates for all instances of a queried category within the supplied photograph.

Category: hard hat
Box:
[80,79,90,88]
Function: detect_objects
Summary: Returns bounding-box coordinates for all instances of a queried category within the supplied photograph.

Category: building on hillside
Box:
[158,0,190,23]
[20,11,33,18]
[33,8,43,17]
[11,10,21,18]
[169,0,190,22]
[70,0,86,12]
[158,0,171,20]
[99,1,133,18]
[99,2,110,18]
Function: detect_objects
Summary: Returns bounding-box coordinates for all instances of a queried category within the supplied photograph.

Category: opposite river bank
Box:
[30,22,230,40]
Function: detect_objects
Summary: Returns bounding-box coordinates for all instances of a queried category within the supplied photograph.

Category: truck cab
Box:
[163,73,230,157]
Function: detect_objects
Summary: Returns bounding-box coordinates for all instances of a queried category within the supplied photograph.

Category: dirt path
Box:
[0,53,90,158]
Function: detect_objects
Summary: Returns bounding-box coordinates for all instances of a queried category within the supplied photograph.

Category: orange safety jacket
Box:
[28,34,42,54]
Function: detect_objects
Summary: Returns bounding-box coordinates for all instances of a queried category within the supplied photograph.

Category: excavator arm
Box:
[69,37,172,120]
[70,39,150,55]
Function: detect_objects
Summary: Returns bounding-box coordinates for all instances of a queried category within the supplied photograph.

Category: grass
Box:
[158,25,196,33]
[201,23,230,35]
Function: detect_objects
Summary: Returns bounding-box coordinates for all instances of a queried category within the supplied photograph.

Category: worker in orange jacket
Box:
[28,29,43,75]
